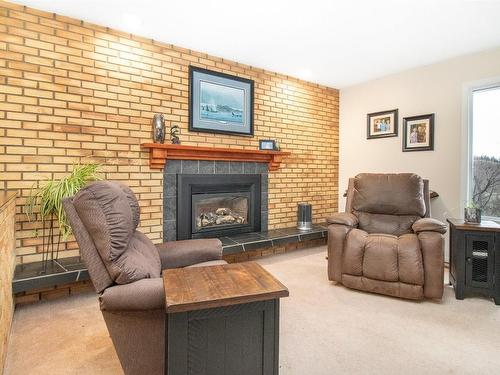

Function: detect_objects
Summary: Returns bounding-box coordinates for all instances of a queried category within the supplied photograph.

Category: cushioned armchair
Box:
[327,173,446,300]
[62,181,226,375]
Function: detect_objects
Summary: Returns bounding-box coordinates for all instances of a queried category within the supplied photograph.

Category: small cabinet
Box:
[465,234,494,289]
[448,218,500,305]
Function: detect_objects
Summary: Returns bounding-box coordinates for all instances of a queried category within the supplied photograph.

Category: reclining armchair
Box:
[327,173,446,300]
[62,181,226,375]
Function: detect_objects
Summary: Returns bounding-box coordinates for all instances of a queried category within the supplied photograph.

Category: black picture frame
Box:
[367,109,398,139]
[402,113,435,152]
[259,139,276,151]
[189,66,254,136]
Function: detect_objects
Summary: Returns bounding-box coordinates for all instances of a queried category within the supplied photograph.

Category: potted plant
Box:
[464,202,481,224]
[25,163,101,271]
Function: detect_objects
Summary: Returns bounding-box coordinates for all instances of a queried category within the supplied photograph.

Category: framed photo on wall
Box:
[402,113,434,152]
[367,109,398,139]
[259,139,277,150]
[189,66,254,136]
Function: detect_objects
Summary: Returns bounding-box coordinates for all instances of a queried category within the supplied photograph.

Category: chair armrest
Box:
[99,278,164,311]
[328,225,359,282]
[326,212,358,227]
[412,218,447,234]
[156,238,223,269]
[418,231,445,299]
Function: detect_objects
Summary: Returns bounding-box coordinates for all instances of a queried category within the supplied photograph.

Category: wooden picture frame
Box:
[367,109,398,139]
[189,66,254,136]
[402,113,435,152]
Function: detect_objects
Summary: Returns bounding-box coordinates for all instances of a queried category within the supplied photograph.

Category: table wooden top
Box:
[163,261,289,313]
[447,218,500,232]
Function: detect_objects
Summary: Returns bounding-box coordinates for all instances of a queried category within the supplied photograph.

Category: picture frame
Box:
[402,113,434,152]
[259,139,276,151]
[367,109,398,139]
[189,66,254,136]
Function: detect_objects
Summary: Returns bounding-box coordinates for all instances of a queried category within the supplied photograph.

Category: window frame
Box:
[467,82,500,222]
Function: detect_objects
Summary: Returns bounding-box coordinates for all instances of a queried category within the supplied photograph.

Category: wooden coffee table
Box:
[163,261,289,375]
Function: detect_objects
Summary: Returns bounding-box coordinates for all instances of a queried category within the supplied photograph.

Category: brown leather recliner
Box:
[327,173,446,300]
[62,181,226,375]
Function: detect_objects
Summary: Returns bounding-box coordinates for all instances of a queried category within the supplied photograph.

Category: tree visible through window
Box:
[471,87,500,219]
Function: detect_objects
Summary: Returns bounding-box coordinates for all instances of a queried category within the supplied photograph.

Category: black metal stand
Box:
[40,217,61,275]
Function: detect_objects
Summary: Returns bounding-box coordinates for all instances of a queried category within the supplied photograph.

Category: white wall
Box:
[339,47,500,258]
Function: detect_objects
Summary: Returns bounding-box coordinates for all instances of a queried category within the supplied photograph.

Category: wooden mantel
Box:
[141,143,290,171]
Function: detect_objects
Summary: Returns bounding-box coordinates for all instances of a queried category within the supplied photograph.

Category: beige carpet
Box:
[5,246,500,374]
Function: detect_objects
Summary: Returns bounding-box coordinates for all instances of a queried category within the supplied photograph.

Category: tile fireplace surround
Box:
[163,160,269,241]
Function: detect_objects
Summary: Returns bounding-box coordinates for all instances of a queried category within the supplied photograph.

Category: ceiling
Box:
[11,0,500,88]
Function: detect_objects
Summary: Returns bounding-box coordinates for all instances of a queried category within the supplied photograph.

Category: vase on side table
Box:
[464,207,481,224]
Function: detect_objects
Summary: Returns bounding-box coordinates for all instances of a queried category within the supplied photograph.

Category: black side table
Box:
[163,262,289,375]
[447,218,500,305]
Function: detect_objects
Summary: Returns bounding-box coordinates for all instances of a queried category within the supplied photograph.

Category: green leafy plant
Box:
[26,163,101,240]
[465,201,478,209]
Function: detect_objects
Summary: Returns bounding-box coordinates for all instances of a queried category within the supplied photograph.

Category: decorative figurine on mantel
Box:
[152,113,166,143]
[170,124,181,144]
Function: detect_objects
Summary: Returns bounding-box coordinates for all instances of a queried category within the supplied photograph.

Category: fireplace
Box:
[193,193,249,231]
[177,174,261,239]
[163,160,268,241]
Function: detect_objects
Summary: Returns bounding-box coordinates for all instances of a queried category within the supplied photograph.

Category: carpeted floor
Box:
[5,245,500,374]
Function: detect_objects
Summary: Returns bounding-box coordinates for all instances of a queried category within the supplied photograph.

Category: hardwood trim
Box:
[141,143,290,171]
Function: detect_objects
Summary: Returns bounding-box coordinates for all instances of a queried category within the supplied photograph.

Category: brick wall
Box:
[0,0,339,264]
[0,193,16,371]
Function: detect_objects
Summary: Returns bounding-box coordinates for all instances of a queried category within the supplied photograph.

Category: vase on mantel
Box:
[152,114,166,143]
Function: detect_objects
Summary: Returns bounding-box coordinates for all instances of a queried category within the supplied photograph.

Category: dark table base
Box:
[166,299,280,375]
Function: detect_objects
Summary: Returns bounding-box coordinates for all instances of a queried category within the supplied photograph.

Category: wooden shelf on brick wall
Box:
[141,143,290,171]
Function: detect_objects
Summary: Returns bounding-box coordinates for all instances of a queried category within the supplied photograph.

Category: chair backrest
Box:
[62,181,161,292]
[345,173,431,236]
[63,197,114,293]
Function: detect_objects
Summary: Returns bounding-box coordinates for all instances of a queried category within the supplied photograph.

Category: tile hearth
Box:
[220,224,327,254]
[12,224,327,294]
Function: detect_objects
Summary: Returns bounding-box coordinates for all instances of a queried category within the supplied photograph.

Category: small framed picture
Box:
[259,139,276,150]
[367,109,398,139]
[403,114,434,152]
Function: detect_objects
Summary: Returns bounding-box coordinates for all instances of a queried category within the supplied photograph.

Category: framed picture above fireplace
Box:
[189,66,254,136]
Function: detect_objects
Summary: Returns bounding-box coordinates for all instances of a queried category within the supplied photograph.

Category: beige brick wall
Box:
[0,0,339,264]
[0,193,16,373]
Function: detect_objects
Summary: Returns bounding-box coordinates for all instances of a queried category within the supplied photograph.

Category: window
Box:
[469,86,500,219]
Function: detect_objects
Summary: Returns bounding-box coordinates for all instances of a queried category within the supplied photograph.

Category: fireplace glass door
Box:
[192,192,250,235]
[176,174,261,240]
